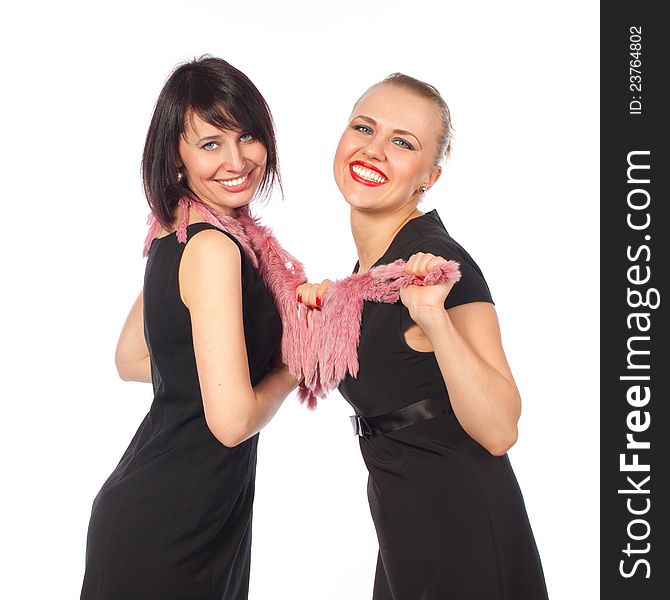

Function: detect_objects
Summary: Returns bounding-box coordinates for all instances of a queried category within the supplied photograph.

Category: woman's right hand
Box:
[296,279,332,309]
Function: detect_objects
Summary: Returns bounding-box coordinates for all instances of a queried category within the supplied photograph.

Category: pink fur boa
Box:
[294,259,461,404]
[144,197,461,407]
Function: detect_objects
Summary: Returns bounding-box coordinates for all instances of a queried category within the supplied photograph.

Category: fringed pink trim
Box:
[142,199,460,409]
[286,259,461,403]
[143,214,163,257]
[235,209,312,398]
[142,197,259,267]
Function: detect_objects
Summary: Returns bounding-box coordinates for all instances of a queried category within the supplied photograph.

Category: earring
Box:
[176,169,183,183]
[419,185,427,193]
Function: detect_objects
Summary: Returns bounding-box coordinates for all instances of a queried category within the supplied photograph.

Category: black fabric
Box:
[81,223,282,600]
[343,210,494,417]
[351,392,452,436]
[339,211,548,600]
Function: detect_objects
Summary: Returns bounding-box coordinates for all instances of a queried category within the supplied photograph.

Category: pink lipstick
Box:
[216,172,252,193]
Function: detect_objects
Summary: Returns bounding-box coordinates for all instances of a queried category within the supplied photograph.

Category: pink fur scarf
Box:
[144,197,461,407]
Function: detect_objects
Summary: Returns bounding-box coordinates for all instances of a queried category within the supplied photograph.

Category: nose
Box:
[222,142,245,172]
[362,137,385,161]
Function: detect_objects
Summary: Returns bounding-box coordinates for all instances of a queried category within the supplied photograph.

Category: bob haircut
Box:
[142,56,280,227]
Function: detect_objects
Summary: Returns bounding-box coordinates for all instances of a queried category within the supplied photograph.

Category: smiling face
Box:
[333,83,443,214]
[178,111,268,215]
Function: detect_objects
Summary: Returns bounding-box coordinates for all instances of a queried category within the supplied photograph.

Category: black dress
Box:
[81,223,282,600]
[339,211,548,600]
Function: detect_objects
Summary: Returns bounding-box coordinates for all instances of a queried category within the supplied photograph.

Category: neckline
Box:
[354,210,439,274]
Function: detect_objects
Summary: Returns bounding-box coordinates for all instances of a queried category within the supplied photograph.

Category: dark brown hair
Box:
[142,56,280,227]
[377,73,453,162]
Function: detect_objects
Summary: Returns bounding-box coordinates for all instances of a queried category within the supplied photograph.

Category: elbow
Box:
[115,351,150,382]
[216,432,247,449]
[115,344,128,379]
[487,393,521,456]
[202,390,261,448]
[114,346,134,381]
[115,356,142,382]
[206,417,252,448]
[115,357,133,381]
[486,426,518,457]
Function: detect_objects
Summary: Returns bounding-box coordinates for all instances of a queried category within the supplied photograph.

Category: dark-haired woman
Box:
[298,75,548,599]
[81,57,296,600]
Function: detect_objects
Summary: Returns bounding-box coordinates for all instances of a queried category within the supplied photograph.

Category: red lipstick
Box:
[349,160,389,187]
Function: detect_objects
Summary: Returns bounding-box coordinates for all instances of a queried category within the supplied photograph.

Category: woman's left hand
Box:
[399,252,455,325]
[296,279,333,309]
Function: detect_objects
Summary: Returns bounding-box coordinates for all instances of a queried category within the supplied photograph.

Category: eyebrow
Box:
[181,132,224,148]
[196,134,222,143]
[181,127,219,143]
[351,115,423,149]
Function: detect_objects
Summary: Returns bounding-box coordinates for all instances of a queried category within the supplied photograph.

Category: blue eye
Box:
[239,132,253,142]
[202,141,219,150]
[353,124,374,135]
[392,137,415,150]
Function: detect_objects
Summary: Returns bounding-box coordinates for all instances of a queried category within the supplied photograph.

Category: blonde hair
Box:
[378,73,453,162]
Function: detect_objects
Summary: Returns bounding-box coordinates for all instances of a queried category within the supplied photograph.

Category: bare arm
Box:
[401,253,520,456]
[115,291,152,383]
[180,230,297,448]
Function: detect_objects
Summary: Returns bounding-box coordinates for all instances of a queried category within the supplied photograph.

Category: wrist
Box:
[410,305,449,331]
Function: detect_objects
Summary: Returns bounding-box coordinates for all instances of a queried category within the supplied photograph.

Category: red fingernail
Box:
[297,294,302,303]
[316,296,322,307]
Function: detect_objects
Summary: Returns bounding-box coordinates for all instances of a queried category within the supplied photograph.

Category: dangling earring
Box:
[419,185,427,193]
[176,169,184,183]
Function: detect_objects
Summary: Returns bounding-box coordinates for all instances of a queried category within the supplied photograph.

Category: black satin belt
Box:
[350,392,453,437]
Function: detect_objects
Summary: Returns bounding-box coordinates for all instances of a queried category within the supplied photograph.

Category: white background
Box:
[0,1,599,598]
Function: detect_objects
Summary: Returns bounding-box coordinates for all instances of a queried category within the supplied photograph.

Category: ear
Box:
[424,164,442,190]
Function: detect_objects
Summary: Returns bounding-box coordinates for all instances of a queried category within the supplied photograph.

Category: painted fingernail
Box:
[297,294,302,303]
[316,296,322,307]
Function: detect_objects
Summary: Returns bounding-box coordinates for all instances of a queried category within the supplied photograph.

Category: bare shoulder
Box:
[183,228,241,262]
[179,229,242,307]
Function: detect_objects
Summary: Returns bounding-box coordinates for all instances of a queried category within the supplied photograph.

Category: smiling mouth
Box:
[216,172,251,192]
[349,161,388,186]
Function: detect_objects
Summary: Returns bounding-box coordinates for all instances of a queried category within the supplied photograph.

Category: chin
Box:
[205,194,253,216]
[227,197,254,211]
[342,188,384,211]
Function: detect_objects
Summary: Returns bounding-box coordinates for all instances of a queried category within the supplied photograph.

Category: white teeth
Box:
[219,173,249,187]
[352,164,387,183]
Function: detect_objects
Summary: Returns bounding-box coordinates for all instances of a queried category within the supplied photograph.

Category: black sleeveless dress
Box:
[339,211,548,600]
[81,223,282,600]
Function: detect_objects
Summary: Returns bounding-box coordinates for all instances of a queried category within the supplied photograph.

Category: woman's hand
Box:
[400,252,456,325]
[296,279,333,309]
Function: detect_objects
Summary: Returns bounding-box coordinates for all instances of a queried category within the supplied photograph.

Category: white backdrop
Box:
[0,1,599,598]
